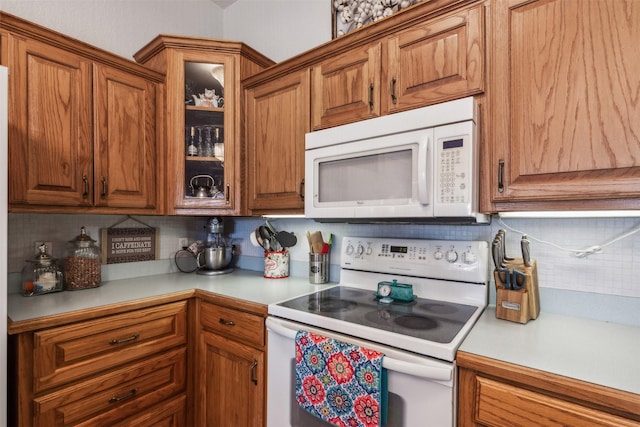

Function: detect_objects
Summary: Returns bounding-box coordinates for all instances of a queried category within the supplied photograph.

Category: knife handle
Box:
[492,239,501,270]
[521,235,531,267]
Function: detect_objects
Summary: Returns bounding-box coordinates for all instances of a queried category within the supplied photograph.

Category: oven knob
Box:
[356,244,365,256]
[446,250,458,263]
[345,244,354,256]
[462,250,477,264]
[366,246,373,255]
[433,250,444,260]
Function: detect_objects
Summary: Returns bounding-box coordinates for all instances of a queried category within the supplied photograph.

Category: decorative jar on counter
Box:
[21,243,64,296]
[64,226,102,290]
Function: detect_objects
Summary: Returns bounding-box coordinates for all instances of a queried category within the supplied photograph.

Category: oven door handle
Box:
[266,317,452,382]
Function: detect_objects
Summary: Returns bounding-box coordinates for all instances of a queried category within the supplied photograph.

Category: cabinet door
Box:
[311,42,381,130]
[246,69,309,213]
[385,3,484,113]
[198,331,264,427]
[94,64,157,209]
[168,52,238,214]
[488,0,640,209]
[8,36,93,206]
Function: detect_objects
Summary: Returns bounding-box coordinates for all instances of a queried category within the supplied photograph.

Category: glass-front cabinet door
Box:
[149,48,239,215]
[133,36,274,215]
[183,60,228,206]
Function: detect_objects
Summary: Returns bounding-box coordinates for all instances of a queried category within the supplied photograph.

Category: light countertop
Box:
[7,269,334,332]
[458,306,640,396]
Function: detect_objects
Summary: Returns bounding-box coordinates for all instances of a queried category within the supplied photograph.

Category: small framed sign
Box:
[101,216,158,264]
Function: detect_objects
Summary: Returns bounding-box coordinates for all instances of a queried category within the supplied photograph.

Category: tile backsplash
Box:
[7,213,203,273]
[8,213,640,301]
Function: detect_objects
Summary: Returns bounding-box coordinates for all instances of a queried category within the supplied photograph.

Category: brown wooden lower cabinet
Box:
[457,351,640,427]
[10,301,189,426]
[195,299,267,427]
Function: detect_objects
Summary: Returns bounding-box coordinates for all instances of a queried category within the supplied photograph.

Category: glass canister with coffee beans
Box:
[64,226,102,290]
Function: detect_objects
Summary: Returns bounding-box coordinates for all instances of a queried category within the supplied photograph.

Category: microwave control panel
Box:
[434,120,477,216]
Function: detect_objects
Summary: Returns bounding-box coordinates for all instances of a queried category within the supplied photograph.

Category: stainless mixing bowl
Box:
[198,246,233,271]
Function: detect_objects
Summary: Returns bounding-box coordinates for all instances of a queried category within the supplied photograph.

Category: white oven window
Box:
[318,149,413,203]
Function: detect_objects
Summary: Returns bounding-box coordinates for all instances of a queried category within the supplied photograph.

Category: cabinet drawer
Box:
[32,301,188,393]
[200,302,265,348]
[33,347,186,426]
[474,376,638,427]
[115,394,186,427]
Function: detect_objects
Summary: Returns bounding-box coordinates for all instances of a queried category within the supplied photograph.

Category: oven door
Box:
[266,317,456,427]
[304,128,434,219]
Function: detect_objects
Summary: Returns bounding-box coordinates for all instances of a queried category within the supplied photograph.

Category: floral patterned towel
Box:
[295,331,388,427]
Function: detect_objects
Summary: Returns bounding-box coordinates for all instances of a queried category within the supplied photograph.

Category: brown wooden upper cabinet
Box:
[245,69,310,214]
[1,12,163,214]
[485,0,640,212]
[134,36,273,216]
[311,3,485,130]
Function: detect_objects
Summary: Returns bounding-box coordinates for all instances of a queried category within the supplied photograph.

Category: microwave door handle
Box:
[266,317,452,382]
[417,136,431,205]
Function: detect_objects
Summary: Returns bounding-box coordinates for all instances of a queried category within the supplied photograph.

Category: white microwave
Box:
[304,97,489,223]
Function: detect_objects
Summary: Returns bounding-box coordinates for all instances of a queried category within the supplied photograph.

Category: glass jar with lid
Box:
[21,243,64,296]
[64,226,102,290]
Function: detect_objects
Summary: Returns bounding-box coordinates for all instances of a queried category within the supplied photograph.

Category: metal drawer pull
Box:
[390,77,397,104]
[498,159,505,193]
[101,176,108,199]
[219,318,235,326]
[109,388,138,403]
[109,333,140,345]
[82,175,89,198]
[250,359,258,385]
[368,83,374,110]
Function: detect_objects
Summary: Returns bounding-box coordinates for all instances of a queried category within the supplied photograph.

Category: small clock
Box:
[378,283,392,297]
[376,280,415,302]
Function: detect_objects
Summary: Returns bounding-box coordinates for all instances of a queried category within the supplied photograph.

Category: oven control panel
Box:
[341,236,489,283]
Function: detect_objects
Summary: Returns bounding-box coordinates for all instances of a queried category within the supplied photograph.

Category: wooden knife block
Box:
[495,260,541,324]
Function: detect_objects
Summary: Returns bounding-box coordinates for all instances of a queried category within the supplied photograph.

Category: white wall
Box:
[0,0,225,60]
[223,0,332,62]
[0,0,331,62]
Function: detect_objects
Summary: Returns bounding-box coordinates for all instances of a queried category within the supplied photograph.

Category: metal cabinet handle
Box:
[109,388,138,403]
[225,184,230,203]
[299,178,305,201]
[82,175,89,199]
[368,83,374,110]
[498,159,505,193]
[219,318,235,326]
[109,334,140,345]
[390,77,397,104]
[250,359,258,385]
[101,176,108,199]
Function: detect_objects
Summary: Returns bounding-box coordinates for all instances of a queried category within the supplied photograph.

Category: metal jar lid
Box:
[69,226,96,247]
[29,243,55,266]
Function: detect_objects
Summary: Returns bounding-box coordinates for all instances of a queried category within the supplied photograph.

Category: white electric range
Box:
[266,236,490,427]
